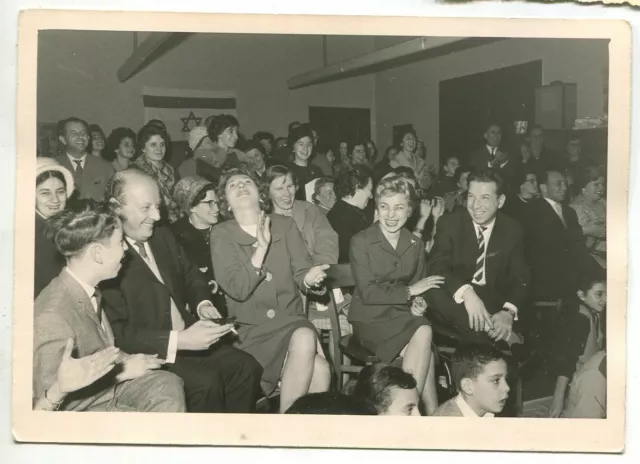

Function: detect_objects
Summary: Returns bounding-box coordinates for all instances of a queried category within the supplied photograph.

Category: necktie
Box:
[490,147,496,157]
[73,159,84,180]
[92,288,103,324]
[472,226,488,285]
[134,241,185,331]
[135,241,148,260]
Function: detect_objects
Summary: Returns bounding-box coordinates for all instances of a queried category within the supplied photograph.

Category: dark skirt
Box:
[234,315,317,395]
[351,310,430,363]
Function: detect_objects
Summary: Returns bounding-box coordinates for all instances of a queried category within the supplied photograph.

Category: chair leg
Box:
[342,355,352,388]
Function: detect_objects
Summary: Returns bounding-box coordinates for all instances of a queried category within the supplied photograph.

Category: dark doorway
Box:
[439,60,542,168]
[309,106,371,147]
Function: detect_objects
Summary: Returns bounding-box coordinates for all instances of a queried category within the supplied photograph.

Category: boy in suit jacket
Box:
[433,343,510,417]
[56,117,115,202]
[101,170,263,413]
[425,170,530,346]
[33,200,186,412]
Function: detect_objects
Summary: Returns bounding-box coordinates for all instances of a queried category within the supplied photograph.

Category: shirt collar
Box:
[67,153,87,164]
[544,197,561,209]
[64,267,96,300]
[471,217,496,234]
[486,144,498,153]
[125,236,148,252]
[455,393,495,418]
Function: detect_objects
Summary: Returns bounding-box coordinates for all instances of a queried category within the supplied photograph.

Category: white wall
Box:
[37,31,376,139]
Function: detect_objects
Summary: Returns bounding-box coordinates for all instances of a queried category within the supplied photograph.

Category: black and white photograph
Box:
[12,10,629,452]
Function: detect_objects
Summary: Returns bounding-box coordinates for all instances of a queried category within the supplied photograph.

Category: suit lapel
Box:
[147,234,177,298]
[462,213,478,274]
[59,270,109,343]
[485,216,504,287]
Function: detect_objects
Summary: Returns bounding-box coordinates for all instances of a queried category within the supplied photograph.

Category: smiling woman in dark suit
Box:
[349,175,444,415]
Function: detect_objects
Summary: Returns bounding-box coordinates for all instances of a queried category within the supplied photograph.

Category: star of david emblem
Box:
[180,111,202,132]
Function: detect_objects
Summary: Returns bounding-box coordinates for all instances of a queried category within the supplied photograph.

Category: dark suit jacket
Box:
[468,146,516,182]
[521,198,602,301]
[426,210,529,310]
[56,154,115,202]
[101,225,210,358]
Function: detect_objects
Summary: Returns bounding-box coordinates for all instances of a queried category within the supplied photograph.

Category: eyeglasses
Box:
[199,200,219,209]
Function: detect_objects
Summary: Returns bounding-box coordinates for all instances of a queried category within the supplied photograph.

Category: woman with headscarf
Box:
[34,157,75,297]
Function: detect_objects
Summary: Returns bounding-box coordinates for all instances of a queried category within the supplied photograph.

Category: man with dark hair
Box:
[34,199,186,412]
[353,363,420,416]
[468,123,514,183]
[242,139,268,179]
[425,170,529,346]
[433,343,510,417]
[521,169,602,302]
[101,170,263,413]
[285,392,378,415]
[252,131,275,159]
[55,117,115,201]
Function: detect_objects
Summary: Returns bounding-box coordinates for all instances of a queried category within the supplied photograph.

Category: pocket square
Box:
[486,251,500,258]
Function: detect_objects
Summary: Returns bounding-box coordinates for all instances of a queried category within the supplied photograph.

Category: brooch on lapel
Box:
[199,267,208,273]
[411,239,417,246]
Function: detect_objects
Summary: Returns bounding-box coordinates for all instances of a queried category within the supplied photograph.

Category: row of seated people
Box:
[34,116,605,416]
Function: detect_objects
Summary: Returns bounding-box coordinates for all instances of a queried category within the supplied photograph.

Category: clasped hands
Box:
[461,288,513,342]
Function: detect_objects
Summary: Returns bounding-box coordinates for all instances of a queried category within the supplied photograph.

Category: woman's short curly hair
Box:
[374,175,417,213]
[258,164,298,214]
[207,114,239,141]
[334,164,372,199]
[216,164,270,220]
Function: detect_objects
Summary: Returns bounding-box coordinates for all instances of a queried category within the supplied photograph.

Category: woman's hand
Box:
[431,197,446,220]
[419,199,433,219]
[304,264,330,288]
[410,296,428,316]
[408,275,445,297]
[256,211,271,250]
[548,393,566,418]
[520,144,531,163]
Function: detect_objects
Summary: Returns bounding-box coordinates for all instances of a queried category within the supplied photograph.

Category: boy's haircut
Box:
[45,198,120,259]
[353,363,417,414]
[334,164,372,199]
[451,343,507,392]
[285,392,378,416]
[513,167,537,191]
[577,273,606,293]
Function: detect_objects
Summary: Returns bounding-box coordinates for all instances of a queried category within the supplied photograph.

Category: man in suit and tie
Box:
[468,123,515,185]
[101,170,263,413]
[55,117,115,202]
[34,200,186,412]
[424,170,530,346]
[521,170,603,302]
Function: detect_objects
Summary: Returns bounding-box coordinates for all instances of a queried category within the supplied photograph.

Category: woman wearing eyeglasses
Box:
[170,176,227,315]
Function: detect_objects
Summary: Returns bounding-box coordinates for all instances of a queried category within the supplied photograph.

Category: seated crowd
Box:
[33,115,606,419]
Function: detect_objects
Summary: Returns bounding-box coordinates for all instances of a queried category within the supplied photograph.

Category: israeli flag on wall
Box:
[142,86,237,140]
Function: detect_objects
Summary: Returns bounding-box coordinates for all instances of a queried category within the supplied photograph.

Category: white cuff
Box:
[165,330,178,364]
[196,300,214,319]
[454,284,472,304]
[503,302,519,321]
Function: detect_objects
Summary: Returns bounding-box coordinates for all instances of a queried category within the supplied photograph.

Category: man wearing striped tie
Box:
[424,170,529,346]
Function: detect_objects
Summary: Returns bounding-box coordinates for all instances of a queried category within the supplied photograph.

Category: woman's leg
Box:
[279,327,318,413]
[308,354,331,394]
[402,325,438,415]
